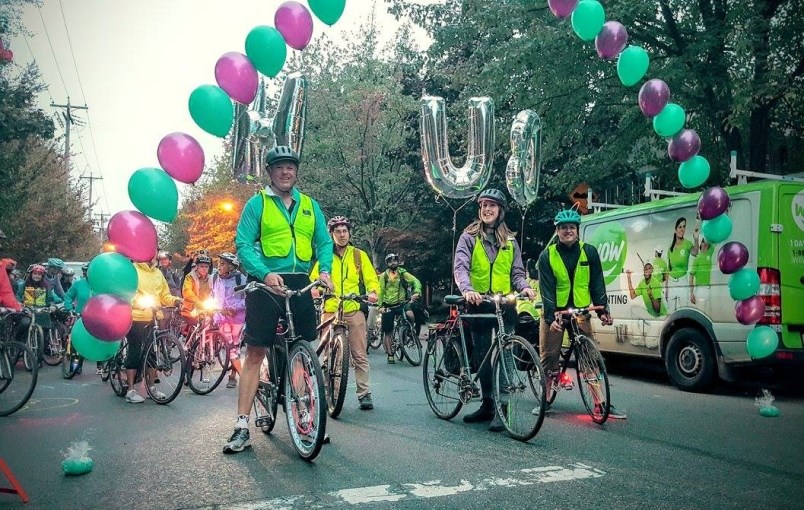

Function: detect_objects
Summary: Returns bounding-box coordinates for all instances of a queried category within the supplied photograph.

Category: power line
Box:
[36,5,69,98]
[21,31,56,105]
[58,0,87,105]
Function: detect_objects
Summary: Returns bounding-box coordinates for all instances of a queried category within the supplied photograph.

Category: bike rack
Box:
[0,458,29,503]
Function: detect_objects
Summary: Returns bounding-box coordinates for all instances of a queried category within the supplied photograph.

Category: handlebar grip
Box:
[234,283,248,292]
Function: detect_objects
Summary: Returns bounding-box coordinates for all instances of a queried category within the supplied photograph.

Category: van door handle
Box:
[800,276,804,285]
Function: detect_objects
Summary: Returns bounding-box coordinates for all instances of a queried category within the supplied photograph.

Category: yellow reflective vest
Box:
[469,237,514,294]
[548,242,591,308]
[260,191,315,262]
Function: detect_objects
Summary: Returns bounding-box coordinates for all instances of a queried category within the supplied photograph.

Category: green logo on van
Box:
[793,190,804,232]
[587,222,627,285]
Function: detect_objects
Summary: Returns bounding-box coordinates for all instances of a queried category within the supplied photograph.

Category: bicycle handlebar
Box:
[443,292,533,306]
[235,279,323,298]
[556,305,607,317]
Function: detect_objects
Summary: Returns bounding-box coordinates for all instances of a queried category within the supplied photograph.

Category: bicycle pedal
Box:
[255,416,270,427]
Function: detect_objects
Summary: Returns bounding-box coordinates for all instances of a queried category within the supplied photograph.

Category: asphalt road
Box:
[1,345,802,510]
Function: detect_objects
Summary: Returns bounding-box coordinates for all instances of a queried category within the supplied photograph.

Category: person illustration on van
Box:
[665,217,699,311]
[625,259,666,319]
[651,245,668,283]
[689,237,715,307]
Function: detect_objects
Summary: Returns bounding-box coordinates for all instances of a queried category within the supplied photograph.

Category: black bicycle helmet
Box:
[265,145,300,167]
[327,216,352,232]
[195,254,212,265]
[477,188,507,209]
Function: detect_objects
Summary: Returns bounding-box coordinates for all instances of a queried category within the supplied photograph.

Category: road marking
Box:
[205,463,605,509]
[17,397,79,412]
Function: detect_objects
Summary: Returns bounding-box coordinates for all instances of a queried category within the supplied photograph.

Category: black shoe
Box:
[358,394,374,410]
[223,427,251,454]
[463,400,494,423]
[488,409,505,432]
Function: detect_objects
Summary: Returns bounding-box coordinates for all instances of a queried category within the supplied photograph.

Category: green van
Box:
[581,180,804,391]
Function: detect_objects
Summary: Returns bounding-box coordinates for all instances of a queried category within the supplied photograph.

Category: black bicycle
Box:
[0,312,38,416]
[423,293,547,442]
[184,299,230,395]
[383,300,423,366]
[237,280,327,461]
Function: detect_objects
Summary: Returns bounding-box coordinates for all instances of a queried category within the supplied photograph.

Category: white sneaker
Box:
[149,385,167,401]
[125,389,145,403]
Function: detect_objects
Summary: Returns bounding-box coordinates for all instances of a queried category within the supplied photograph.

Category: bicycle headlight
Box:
[136,295,156,309]
[202,297,217,311]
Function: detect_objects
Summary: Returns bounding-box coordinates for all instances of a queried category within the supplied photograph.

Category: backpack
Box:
[382,268,410,300]
[351,247,369,316]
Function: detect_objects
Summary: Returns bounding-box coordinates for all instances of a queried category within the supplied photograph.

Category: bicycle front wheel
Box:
[284,341,327,461]
[402,324,423,366]
[145,333,186,405]
[43,324,65,366]
[493,335,547,442]
[61,337,81,379]
[25,326,43,369]
[187,331,230,395]
[575,336,610,424]
[324,330,350,419]
[109,344,128,396]
[0,341,38,416]
[368,314,382,350]
[422,337,463,420]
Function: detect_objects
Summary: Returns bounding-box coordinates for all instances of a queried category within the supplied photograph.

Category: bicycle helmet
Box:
[195,254,212,266]
[553,209,582,226]
[30,264,46,274]
[47,257,65,269]
[385,253,399,264]
[265,145,299,167]
[327,216,352,232]
[81,262,89,272]
[157,250,171,260]
[477,188,507,209]
[219,252,239,266]
[62,268,75,277]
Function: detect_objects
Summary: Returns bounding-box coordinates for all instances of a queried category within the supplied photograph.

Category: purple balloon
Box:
[107,210,158,263]
[735,296,766,325]
[718,241,749,274]
[82,294,133,341]
[214,52,258,105]
[668,129,701,162]
[638,79,670,117]
[548,0,579,18]
[697,186,730,220]
[275,1,314,51]
[595,21,628,60]
[157,132,205,184]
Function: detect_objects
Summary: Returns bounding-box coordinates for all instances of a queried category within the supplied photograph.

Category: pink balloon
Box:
[638,79,670,117]
[718,241,749,274]
[275,1,314,51]
[735,296,766,325]
[107,210,158,262]
[668,129,701,162]
[548,0,578,18]
[157,132,205,184]
[595,21,628,60]
[215,52,258,105]
[82,294,133,341]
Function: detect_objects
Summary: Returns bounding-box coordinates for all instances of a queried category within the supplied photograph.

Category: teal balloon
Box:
[759,406,780,417]
[617,45,649,86]
[746,326,778,359]
[128,168,178,223]
[701,214,732,244]
[245,26,287,78]
[729,267,760,301]
[678,155,711,188]
[87,252,138,300]
[653,102,685,138]
[571,0,605,41]
[308,0,345,26]
[71,319,121,362]
[188,85,233,138]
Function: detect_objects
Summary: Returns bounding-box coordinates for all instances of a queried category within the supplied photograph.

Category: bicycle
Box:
[237,279,327,461]
[423,293,547,442]
[107,297,186,404]
[60,313,83,379]
[382,300,423,366]
[316,293,370,418]
[546,305,611,424]
[0,311,38,416]
[183,298,230,395]
[367,307,382,351]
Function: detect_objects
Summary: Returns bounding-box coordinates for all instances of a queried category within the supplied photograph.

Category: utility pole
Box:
[93,212,108,233]
[80,174,103,221]
[50,97,88,169]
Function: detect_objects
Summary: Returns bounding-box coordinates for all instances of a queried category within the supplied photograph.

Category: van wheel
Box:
[664,328,716,392]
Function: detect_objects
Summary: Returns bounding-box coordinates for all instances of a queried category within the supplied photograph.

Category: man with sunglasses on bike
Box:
[225,145,333,454]
[537,209,626,419]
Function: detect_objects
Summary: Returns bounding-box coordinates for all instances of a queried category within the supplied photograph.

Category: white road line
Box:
[208,463,605,509]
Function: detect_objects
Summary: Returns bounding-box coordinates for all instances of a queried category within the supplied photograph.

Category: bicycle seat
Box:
[444,295,464,305]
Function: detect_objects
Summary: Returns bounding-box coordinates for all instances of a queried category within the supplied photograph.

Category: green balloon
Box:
[188,85,233,138]
[308,0,345,26]
[678,155,711,188]
[245,26,287,78]
[71,319,121,362]
[701,214,732,244]
[652,102,685,138]
[746,326,778,359]
[729,267,760,301]
[128,168,178,223]
[87,252,138,300]
[617,45,649,86]
[571,0,605,41]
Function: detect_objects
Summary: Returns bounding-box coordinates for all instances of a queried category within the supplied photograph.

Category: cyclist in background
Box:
[63,262,94,374]
[378,253,421,364]
[44,258,66,299]
[212,252,246,389]
[0,228,22,314]
[157,251,182,297]
[61,267,75,292]
[182,252,213,328]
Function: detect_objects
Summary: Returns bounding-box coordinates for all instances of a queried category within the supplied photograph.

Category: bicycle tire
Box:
[394,324,405,362]
[0,341,38,416]
[402,324,423,366]
[43,325,65,366]
[109,346,128,396]
[325,330,350,419]
[492,335,547,442]
[422,337,463,420]
[255,347,279,434]
[25,326,42,370]
[368,315,382,350]
[284,341,327,461]
[61,336,80,380]
[145,333,185,405]
[186,331,230,395]
[575,335,610,424]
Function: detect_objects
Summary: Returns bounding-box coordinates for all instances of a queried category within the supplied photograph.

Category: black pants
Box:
[244,273,316,348]
[125,321,153,369]
[466,301,517,402]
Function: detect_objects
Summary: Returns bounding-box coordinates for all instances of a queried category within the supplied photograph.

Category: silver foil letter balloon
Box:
[420,95,495,199]
[505,109,542,208]
[273,72,307,158]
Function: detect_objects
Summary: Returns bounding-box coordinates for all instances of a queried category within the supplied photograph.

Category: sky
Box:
[9,0,429,223]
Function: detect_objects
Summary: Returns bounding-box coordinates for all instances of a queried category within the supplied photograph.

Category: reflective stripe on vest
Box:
[469,237,514,294]
[260,191,315,262]
[548,242,591,308]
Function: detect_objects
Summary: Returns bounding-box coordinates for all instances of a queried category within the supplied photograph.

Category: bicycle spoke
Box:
[575,337,610,424]
[423,336,463,420]
[494,336,546,442]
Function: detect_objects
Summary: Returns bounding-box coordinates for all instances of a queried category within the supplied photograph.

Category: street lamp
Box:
[219,200,235,213]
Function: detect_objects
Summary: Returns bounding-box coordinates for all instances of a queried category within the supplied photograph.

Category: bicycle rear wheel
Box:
[493,335,547,442]
[187,331,230,395]
[324,330,350,419]
[402,323,423,366]
[575,335,610,424]
[61,337,81,380]
[0,341,38,416]
[368,314,382,350]
[43,324,65,366]
[109,344,128,396]
[284,341,327,461]
[422,336,463,420]
[254,348,279,434]
[145,333,185,404]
